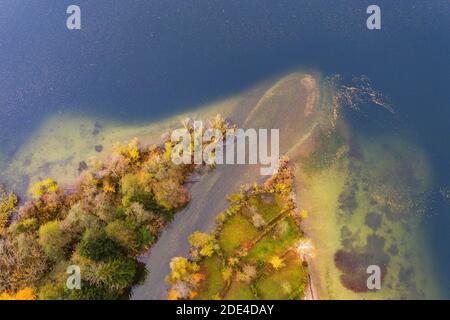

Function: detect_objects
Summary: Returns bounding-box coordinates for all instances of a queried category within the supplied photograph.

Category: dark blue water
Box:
[0,0,449,297]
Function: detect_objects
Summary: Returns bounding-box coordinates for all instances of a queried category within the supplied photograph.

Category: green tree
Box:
[105,221,138,254]
[8,218,38,236]
[94,258,136,291]
[120,172,156,210]
[37,261,71,300]
[0,190,18,236]
[38,220,69,261]
[77,228,122,261]
[67,281,118,300]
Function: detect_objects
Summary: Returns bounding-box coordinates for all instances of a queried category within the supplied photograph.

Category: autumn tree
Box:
[38,220,70,261]
[30,178,59,198]
[8,218,38,236]
[269,256,285,270]
[125,202,155,225]
[62,202,100,240]
[0,287,36,300]
[297,238,316,261]
[37,260,72,300]
[0,187,18,236]
[120,172,155,210]
[251,212,266,229]
[152,180,189,211]
[237,264,257,283]
[18,193,65,225]
[188,231,217,258]
[0,235,49,293]
[274,220,289,238]
[166,257,199,284]
[105,221,139,254]
[113,137,141,164]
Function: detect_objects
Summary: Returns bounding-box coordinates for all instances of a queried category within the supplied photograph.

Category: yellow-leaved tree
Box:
[269,256,285,270]
[30,178,59,198]
[0,288,36,300]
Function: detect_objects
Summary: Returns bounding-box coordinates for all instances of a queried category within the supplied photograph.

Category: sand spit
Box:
[132,72,323,299]
[1,70,439,300]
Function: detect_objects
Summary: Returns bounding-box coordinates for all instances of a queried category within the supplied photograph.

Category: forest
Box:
[0,115,232,300]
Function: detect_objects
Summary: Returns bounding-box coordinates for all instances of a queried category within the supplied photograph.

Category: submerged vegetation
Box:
[0,71,438,300]
[0,115,232,300]
[297,124,436,298]
[302,129,346,175]
[166,158,312,300]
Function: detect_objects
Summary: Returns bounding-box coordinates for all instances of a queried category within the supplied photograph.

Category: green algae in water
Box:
[298,128,439,299]
[1,95,240,197]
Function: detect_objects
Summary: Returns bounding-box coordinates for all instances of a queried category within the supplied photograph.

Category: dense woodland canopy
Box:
[0,115,232,299]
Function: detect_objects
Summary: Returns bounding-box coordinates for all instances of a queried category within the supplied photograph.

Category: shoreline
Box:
[296,130,441,300]
[1,70,326,300]
[132,71,323,299]
[2,69,440,299]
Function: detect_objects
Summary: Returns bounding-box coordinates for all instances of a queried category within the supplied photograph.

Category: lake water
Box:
[0,0,448,298]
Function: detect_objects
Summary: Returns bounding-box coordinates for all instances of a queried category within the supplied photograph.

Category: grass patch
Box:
[223,280,256,300]
[247,193,285,223]
[195,255,225,300]
[255,252,308,300]
[242,217,300,265]
[166,160,311,300]
[218,213,258,257]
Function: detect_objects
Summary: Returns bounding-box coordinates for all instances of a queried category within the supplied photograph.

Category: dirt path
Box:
[132,163,261,299]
